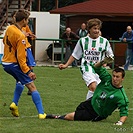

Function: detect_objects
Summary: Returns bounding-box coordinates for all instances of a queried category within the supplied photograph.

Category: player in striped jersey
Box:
[59,18,114,99]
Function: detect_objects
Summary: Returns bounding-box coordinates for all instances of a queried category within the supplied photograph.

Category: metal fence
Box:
[0,36,130,68]
[36,38,129,68]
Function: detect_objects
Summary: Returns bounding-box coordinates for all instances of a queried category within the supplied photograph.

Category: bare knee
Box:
[88,82,97,91]
[25,82,37,92]
[64,112,75,121]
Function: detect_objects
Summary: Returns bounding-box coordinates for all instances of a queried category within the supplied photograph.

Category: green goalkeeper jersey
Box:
[91,66,129,118]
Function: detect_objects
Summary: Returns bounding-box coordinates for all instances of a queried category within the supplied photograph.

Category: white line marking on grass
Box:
[1,108,133,119]
[0,115,37,119]
[115,108,133,112]
[128,108,133,111]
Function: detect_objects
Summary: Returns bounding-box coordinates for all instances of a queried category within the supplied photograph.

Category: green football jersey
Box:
[91,66,129,118]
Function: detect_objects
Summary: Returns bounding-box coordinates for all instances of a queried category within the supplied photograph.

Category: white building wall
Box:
[30,12,60,61]
[0,39,4,54]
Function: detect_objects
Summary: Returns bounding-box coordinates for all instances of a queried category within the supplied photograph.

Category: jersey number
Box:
[6,36,12,52]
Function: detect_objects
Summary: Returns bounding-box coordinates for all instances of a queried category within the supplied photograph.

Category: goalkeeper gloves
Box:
[100,55,114,64]
[114,121,123,126]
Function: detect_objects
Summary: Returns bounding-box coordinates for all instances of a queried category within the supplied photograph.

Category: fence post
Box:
[112,40,115,69]
[61,39,64,63]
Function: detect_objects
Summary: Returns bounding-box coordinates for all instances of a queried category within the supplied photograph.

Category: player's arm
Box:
[17,44,36,80]
[106,40,114,58]
[119,116,127,123]
[114,97,129,126]
[94,55,114,68]
[58,55,75,70]
[16,37,36,80]
[26,25,32,33]
[59,39,82,70]
[17,39,30,72]
[114,116,127,126]
[26,25,36,39]
[91,56,114,82]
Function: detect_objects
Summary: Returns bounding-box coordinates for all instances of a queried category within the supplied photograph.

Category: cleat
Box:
[55,115,61,119]
[27,90,32,95]
[46,114,56,119]
[38,113,47,119]
[9,102,19,117]
[46,114,60,119]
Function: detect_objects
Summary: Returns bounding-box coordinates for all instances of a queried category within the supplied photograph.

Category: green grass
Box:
[0,65,133,133]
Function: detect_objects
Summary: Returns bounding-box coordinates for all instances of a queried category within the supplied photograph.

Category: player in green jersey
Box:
[47,56,129,125]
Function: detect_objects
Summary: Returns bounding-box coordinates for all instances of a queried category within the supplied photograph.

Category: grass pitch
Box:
[0,65,133,133]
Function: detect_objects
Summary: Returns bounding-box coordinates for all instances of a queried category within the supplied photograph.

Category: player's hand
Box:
[28,72,36,80]
[102,63,107,67]
[29,33,36,39]
[114,121,123,126]
[58,64,68,70]
[102,55,114,64]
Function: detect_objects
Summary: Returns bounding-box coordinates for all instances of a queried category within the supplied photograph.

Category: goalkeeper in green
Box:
[47,57,129,125]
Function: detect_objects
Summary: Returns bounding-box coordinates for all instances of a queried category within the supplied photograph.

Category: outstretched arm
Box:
[94,55,114,68]
[58,55,75,70]
[92,56,114,82]
[114,116,127,126]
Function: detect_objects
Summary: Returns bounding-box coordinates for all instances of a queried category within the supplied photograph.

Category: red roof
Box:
[50,0,133,16]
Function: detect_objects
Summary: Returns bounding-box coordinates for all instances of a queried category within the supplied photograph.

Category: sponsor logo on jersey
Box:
[84,50,100,56]
[110,95,114,99]
[100,92,107,100]
[105,82,108,86]
[92,47,96,50]
[22,40,26,44]
[84,50,100,62]
[84,56,99,61]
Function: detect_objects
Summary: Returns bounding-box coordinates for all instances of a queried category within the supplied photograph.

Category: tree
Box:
[32,0,88,11]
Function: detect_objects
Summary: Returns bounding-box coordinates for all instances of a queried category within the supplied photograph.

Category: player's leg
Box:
[26,82,46,119]
[2,63,45,119]
[46,100,104,121]
[46,113,74,120]
[12,82,24,105]
[64,112,75,120]
[27,90,32,95]
[46,100,95,121]
[86,82,96,99]
[9,82,24,116]
[74,99,98,121]
[83,72,100,99]
[64,100,98,121]
[2,63,24,117]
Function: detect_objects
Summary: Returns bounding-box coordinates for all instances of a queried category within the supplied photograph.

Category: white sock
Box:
[86,90,94,100]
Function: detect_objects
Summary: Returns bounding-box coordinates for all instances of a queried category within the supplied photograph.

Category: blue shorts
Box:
[2,63,32,85]
[27,48,36,67]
